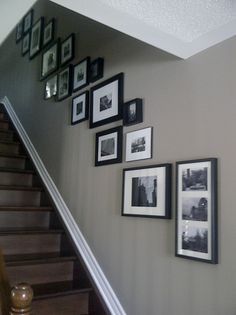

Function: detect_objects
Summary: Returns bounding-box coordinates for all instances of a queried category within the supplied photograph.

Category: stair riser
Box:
[33,293,89,315]
[0,234,61,255]
[0,113,5,120]
[0,190,41,206]
[0,121,10,130]
[0,156,26,169]
[0,212,50,229]
[0,143,20,154]
[7,261,74,285]
[0,132,14,141]
[0,172,33,186]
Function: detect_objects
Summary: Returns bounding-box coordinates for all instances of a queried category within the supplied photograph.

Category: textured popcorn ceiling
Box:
[99,0,236,42]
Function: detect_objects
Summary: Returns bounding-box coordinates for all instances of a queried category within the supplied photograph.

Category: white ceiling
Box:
[1,0,236,58]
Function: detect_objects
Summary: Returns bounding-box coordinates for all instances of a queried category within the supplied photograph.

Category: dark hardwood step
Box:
[0,167,35,174]
[0,140,20,145]
[0,227,63,235]
[0,185,43,191]
[0,206,53,212]
[32,290,90,315]
[33,281,92,300]
[0,153,27,159]
[0,118,10,123]
[5,252,77,266]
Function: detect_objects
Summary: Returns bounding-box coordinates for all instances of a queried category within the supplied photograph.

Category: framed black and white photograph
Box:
[29,17,44,59]
[90,73,124,128]
[176,158,218,264]
[95,126,123,166]
[44,75,57,100]
[41,39,59,80]
[22,33,30,56]
[60,33,75,66]
[123,98,143,126]
[16,21,23,43]
[57,65,72,101]
[71,91,89,125]
[43,19,55,47]
[73,57,90,92]
[89,58,104,83]
[23,9,34,34]
[122,164,172,218]
[125,127,152,162]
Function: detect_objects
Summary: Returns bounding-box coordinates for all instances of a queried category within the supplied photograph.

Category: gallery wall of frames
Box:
[15,9,218,265]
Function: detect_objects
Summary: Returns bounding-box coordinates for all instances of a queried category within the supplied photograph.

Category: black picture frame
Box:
[175,158,218,264]
[43,18,55,48]
[122,164,172,219]
[73,57,90,92]
[16,21,23,43]
[57,65,73,101]
[29,17,44,59]
[23,9,34,34]
[89,57,104,83]
[95,126,123,166]
[41,39,60,80]
[71,91,89,125]
[44,74,58,100]
[123,98,143,126]
[60,33,75,67]
[21,32,31,56]
[125,127,153,162]
[90,73,124,129]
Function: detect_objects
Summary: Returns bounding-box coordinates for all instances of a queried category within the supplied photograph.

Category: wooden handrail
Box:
[0,250,33,315]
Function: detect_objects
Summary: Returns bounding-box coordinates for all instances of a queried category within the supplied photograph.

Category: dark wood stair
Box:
[0,105,107,314]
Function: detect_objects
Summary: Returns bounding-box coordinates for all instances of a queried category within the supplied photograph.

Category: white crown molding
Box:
[0,96,126,315]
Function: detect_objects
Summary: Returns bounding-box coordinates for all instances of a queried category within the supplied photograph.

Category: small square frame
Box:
[90,73,124,128]
[89,58,104,83]
[44,74,58,100]
[60,33,75,67]
[95,126,123,166]
[73,57,90,92]
[123,98,143,126]
[122,164,172,218]
[71,91,89,125]
[57,65,73,101]
[125,127,153,162]
[175,158,218,264]
[29,17,44,59]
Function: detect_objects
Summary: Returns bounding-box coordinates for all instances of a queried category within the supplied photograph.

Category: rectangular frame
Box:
[122,164,172,218]
[89,57,104,83]
[71,91,89,125]
[73,57,90,92]
[125,127,153,162]
[44,74,58,100]
[16,21,23,43]
[41,39,60,80]
[29,17,44,59]
[176,158,218,264]
[60,33,75,67]
[123,98,143,126]
[22,32,31,56]
[23,9,34,34]
[95,126,123,166]
[57,65,73,101]
[43,18,55,48]
[90,73,124,128]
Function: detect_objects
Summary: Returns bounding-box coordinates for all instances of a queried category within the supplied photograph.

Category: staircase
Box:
[0,104,107,315]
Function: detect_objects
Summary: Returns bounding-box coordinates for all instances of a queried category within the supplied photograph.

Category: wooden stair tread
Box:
[0,153,27,159]
[0,140,20,145]
[32,281,92,300]
[0,167,35,174]
[0,227,64,235]
[0,129,15,134]
[0,185,43,191]
[5,252,77,266]
[0,206,53,212]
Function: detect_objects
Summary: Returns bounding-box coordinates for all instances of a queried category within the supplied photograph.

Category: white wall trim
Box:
[0,96,126,315]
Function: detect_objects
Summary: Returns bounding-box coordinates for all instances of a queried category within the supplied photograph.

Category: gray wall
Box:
[0,1,236,314]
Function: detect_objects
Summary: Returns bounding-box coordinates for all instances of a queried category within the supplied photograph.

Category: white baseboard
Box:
[0,96,126,315]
